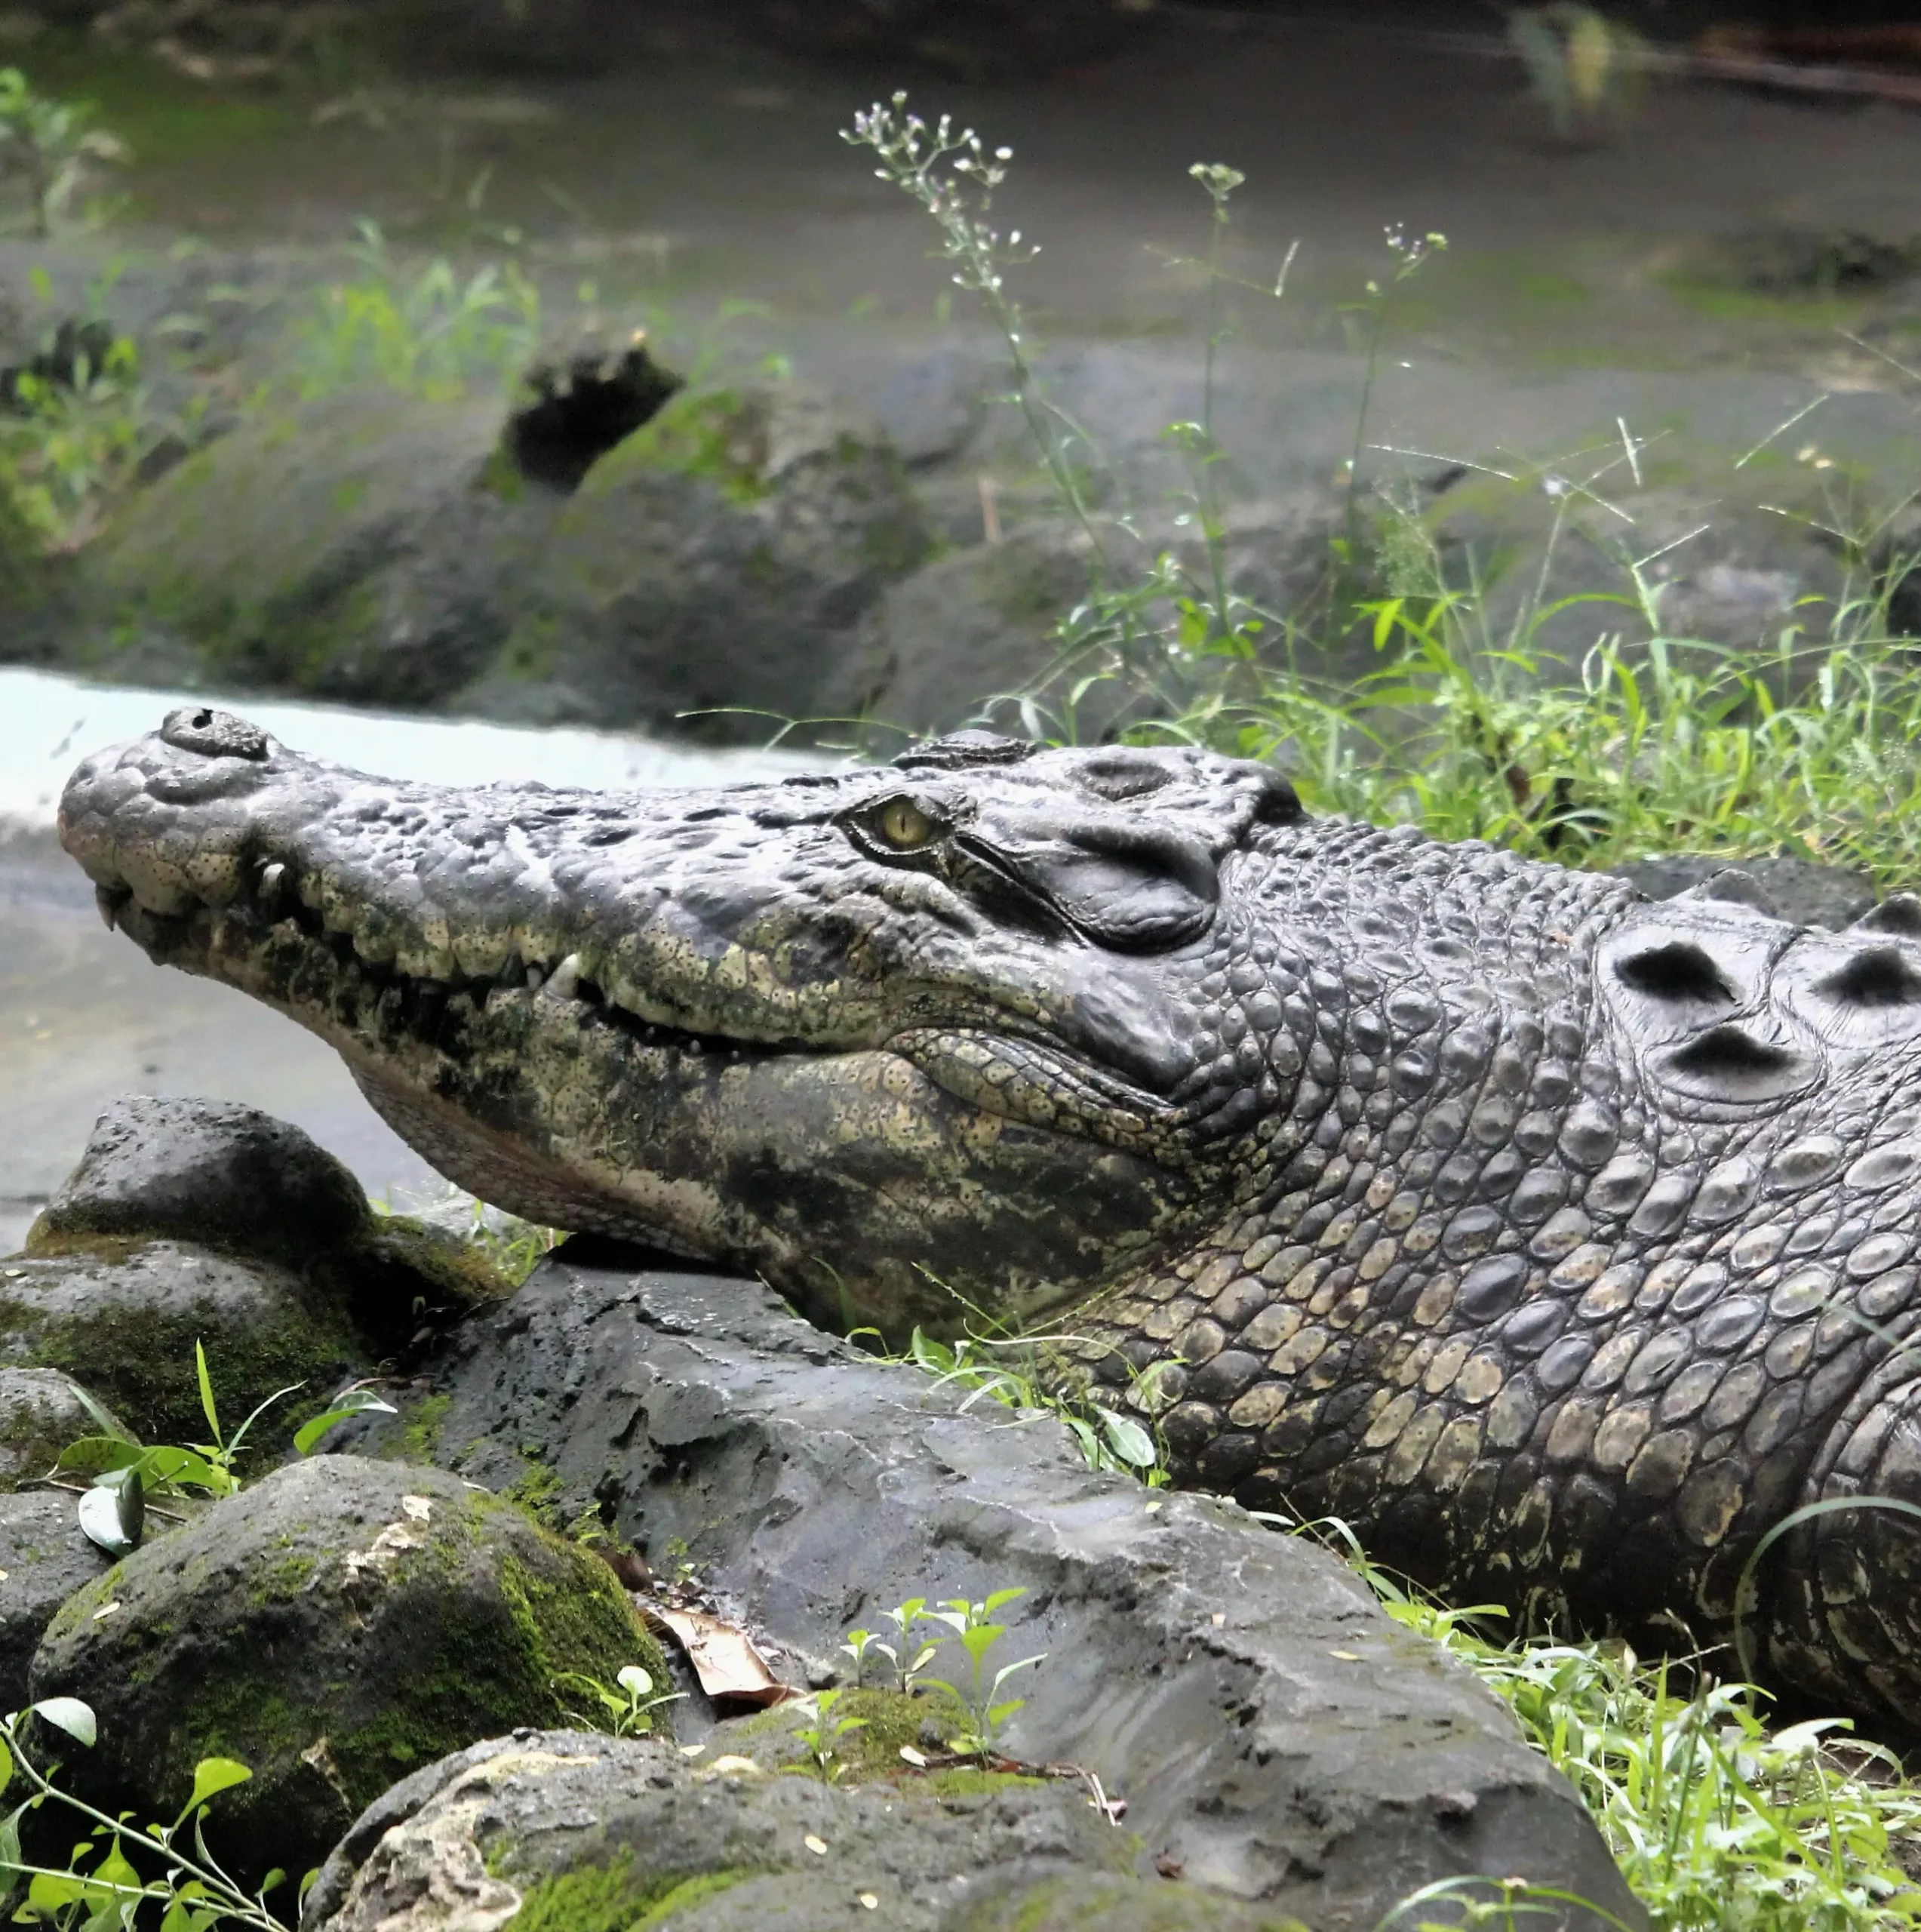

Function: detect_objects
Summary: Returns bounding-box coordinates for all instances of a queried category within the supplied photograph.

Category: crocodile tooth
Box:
[257,860,287,907]
[524,963,546,994]
[94,884,122,931]
[545,953,580,1001]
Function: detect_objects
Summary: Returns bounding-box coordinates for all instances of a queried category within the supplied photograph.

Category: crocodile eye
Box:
[875,798,938,851]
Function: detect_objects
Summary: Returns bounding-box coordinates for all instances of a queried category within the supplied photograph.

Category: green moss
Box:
[505,1456,566,1527]
[508,1857,752,1932]
[583,389,772,506]
[401,1392,452,1463]
[20,1294,358,1457]
[629,1871,752,1928]
[247,1547,318,1607]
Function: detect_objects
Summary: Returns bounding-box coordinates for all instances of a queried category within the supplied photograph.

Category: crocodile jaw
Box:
[57,709,1222,1336]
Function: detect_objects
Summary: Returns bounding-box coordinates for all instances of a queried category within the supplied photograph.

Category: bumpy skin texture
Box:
[58,709,1921,1725]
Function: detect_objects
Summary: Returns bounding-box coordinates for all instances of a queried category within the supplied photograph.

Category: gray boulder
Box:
[349,1255,1632,1932]
[29,1094,370,1264]
[0,1241,371,1451]
[14,1097,512,1445]
[29,1455,669,1885]
[475,380,930,738]
[306,1727,1304,1932]
[0,1491,111,1712]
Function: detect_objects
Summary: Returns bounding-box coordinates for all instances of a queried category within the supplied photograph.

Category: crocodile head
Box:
[58,709,1292,1335]
[59,706,1921,1726]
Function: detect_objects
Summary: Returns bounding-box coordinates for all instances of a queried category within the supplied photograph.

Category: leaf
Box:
[294,1390,398,1457]
[0,1740,11,1799]
[186,1757,251,1814]
[614,1665,653,1699]
[1095,1407,1157,1469]
[192,1340,223,1448]
[647,1606,796,1706]
[51,1436,143,1478]
[78,1484,139,1558]
[31,1697,95,1746]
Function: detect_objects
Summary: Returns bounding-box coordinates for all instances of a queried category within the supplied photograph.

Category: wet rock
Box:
[29,1455,667,1884]
[305,1727,1301,1932]
[29,1094,370,1264]
[0,1367,124,1491]
[748,0,1153,79]
[0,1491,111,1712]
[474,381,930,740]
[81,392,562,709]
[1612,854,1877,930]
[350,1256,1633,1932]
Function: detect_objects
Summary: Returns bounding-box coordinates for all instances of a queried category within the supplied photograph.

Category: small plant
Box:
[0,69,124,238]
[49,1343,394,1556]
[921,1590,1045,1764]
[871,1598,942,1696]
[1508,5,1649,141]
[554,1663,682,1740]
[289,219,541,403]
[788,1687,868,1783]
[0,1697,293,1930]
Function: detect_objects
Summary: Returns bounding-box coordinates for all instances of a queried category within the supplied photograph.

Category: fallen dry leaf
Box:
[645,1603,799,1706]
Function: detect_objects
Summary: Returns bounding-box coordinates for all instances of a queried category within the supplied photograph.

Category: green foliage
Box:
[553,1663,681,1740]
[920,1591,1044,1764]
[288,220,540,403]
[50,1343,394,1558]
[853,1298,1173,1487]
[832,1589,1046,1768]
[0,68,124,238]
[0,1697,293,1930]
[0,311,183,554]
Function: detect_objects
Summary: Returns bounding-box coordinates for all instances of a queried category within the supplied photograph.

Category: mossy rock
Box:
[473,380,929,739]
[303,1727,1303,1932]
[0,1491,112,1712]
[29,1457,665,1884]
[77,391,561,708]
[0,1241,370,1451]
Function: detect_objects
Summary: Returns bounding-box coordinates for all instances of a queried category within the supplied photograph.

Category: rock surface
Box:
[0,1241,371,1447]
[12,1096,510,1442]
[1611,854,1877,930]
[351,1252,1634,1932]
[81,393,561,709]
[0,1366,124,1491]
[0,1491,111,1712]
[29,1455,668,1884]
[29,1094,371,1263]
[306,1727,1306,1932]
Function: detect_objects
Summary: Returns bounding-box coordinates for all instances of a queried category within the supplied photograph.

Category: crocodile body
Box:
[58,709,1921,1723]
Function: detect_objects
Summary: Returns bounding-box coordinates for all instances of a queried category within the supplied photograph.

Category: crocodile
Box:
[57,706,1921,1724]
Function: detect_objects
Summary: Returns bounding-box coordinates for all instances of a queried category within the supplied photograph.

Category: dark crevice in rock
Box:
[503,334,684,493]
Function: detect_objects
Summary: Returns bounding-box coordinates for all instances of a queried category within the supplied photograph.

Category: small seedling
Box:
[789,1687,868,1783]
[922,1591,1045,1764]
[554,1663,682,1740]
[874,1598,942,1695]
[0,67,124,237]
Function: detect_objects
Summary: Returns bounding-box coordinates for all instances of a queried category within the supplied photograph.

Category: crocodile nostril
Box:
[1816,945,1921,1008]
[158,706,271,762]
